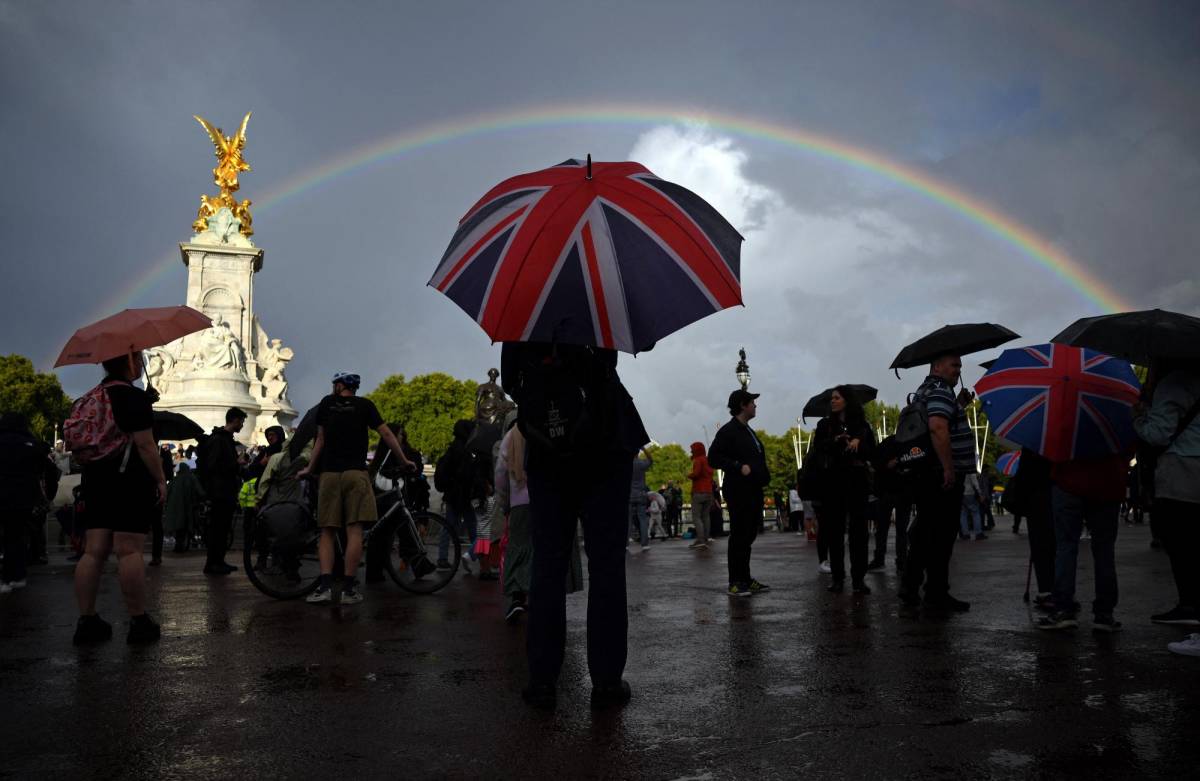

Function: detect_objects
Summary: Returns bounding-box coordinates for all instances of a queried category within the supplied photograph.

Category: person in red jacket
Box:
[688,442,714,550]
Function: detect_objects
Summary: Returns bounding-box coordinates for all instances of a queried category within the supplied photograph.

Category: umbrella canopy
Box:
[428,157,743,354]
[975,343,1141,462]
[995,450,1021,476]
[152,410,204,441]
[802,384,878,421]
[890,323,1019,370]
[55,306,212,367]
[1051,308,1200,366]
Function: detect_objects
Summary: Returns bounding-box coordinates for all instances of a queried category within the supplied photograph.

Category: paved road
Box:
[2,521,1198,780]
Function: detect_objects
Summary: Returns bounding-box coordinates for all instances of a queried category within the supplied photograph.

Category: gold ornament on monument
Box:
[192,112,255,237]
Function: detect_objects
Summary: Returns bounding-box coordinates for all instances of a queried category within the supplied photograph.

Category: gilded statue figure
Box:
[192,112,255,237]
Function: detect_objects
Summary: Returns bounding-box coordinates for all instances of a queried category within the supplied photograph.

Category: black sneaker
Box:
[827,581,844,594]
[727,582,753,598]
[436,559,452,570]
[412,557,437,579]
[852,582,872,595]
[127,614,161,645]
[867,559,885,571]
[1150,605,1200,625]
[591,679,632,709]
[522,682,557,709]
[72,614,113,646]
[974,533,988,541]
[1093,614,1123,633]
[1036,611,1078,631]
[748,579,770,594]
[505,599,527,623]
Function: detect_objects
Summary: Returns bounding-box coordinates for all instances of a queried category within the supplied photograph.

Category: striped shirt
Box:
[918,375,975,474]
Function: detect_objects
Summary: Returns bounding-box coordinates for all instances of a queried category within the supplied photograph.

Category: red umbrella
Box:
[428,157,743,353]
[54,306,213,367]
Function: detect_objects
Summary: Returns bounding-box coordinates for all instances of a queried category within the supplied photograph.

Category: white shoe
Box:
[641,545,650,552]
[0,583,12,594]
[818,561,832,574]
[1167,633,1200,657]
[4,579,26,590]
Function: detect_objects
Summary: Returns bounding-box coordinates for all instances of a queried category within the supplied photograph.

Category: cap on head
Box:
[332,372,361,390]
[727,389,760,416]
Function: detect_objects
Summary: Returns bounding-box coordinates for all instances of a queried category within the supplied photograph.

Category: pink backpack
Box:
[64,381,132,467]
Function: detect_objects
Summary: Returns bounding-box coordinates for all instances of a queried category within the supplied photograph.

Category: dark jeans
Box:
[151,511,164,562]
[1051,486,1118,616]
[815,502,829,563]
[726,488,763,585]
[1026,507,1056,594]
[874,494,911,567]
[439,501,477,562]
[526,455,633,688]
[206,498,235,567]
[2,505,30,582]
[901,475,966,599]
[822,491,869,584]
[1156,498,1200,608]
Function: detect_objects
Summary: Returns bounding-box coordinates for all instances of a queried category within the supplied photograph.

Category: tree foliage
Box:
[365,373,478,461]
[645,443,692,499]
[0,355,71,441]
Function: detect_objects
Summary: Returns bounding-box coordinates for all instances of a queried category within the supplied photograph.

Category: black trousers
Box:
[2,505,30,583]
[1026,506,1056,594]
[526,454,633,688]
[875,494,912,567]
[206,498,236,567]
[726,488,763,585]
[151,511,164,562]
[815,502,829,562]
[1157,498,1200,608]
[822,490,869,584]
[901,475,966,599]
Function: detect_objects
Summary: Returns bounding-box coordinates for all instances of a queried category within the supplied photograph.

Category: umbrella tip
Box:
[586,154,592,180]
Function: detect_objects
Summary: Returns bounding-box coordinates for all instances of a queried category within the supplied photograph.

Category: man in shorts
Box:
[298,372,415,604]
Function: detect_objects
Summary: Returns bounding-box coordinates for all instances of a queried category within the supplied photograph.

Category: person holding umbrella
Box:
[69,351,168,645]
[897,355,976,612]
[809,386,877,594]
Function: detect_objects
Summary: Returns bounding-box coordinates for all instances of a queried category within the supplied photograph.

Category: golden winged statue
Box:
[192,112,255,237]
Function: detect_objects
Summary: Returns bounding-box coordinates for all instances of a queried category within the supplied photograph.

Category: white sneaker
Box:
[0,583,12,594]
[1167,633,1200,657]
[4,579,26,590]
[641,545,650,552]
[818,561,832,574]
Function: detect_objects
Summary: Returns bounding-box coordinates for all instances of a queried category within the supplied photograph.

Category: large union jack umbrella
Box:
[428,158,743,353]
[975,343,1141,462]
[995,450,1021,477]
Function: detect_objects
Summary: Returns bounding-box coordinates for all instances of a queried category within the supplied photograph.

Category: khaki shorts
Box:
[317,470,377,528]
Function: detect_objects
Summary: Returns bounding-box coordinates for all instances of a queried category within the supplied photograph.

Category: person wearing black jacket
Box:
[810,386,877,594]
[870,435,911,572]
[708,389,771,597]
[0,413,50,591]
[198,407,246,575]
[501,341,649,710]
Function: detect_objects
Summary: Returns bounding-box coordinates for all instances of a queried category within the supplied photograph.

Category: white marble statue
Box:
[259,337,294,401]
[198,318,245,372]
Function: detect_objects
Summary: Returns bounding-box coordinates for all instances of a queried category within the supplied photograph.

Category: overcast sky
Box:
[3,1,1198,444]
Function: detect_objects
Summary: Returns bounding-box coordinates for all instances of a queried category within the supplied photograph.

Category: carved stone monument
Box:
[149,113,297,443]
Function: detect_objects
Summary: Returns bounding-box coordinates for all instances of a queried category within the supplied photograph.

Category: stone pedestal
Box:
[147,209,297,444]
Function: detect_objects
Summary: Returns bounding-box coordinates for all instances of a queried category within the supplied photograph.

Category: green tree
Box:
[645,443,692,500]
[365,372,478,461]
[863,399,902,439]
[755,429,800,496]
[0,355,71,441]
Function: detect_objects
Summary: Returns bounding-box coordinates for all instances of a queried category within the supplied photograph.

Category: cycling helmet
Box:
[331,371,361,389]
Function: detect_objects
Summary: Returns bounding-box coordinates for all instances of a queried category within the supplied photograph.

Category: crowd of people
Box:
[2,341,1198,706]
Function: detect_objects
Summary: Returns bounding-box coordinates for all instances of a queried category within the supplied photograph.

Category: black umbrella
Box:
[152,410,204,441]
[890,323,1020,371]
[802,384,878,421]
[1051,308,1200,366]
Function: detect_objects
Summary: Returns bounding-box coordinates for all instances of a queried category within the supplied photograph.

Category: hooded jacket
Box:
[688,442,714,494]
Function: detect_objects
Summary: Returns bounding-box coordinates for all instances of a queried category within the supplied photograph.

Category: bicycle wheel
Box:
[385,510,459,594]
[243,502,322,599]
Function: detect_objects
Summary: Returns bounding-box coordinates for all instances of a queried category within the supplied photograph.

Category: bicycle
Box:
[243,477,460,600]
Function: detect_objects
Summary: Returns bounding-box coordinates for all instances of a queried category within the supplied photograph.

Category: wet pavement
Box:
[2,519,1198,780]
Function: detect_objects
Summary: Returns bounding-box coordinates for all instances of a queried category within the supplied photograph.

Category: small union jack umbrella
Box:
[995,451,1021,477]
[428,157,743,353]
[975,344,1141,462]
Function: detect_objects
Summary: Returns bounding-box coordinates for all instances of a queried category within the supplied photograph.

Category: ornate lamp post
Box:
[735,347,751,390]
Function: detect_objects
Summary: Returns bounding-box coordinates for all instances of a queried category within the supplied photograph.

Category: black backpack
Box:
[515,351,598,459]
[894,388,938,477]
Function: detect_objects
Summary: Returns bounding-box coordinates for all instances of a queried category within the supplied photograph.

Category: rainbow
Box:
[97,102,1135,318]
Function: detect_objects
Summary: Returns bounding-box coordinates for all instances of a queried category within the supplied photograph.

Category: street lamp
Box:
[735,347,750,390]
